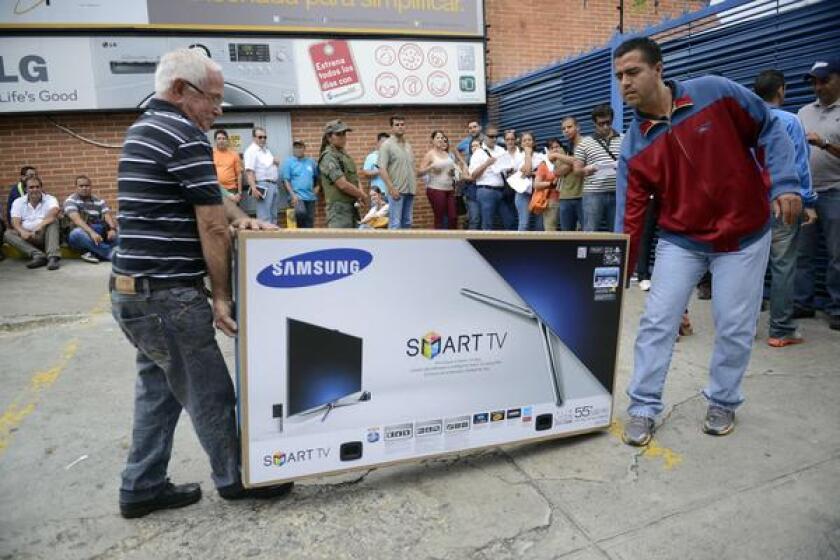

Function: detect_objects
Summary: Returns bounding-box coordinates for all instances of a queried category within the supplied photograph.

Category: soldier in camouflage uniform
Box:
[318,120,369,228]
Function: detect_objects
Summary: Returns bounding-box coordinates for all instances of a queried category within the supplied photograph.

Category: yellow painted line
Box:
[609,420,684,470]
[0,290,109,457]
[0,339,78,457]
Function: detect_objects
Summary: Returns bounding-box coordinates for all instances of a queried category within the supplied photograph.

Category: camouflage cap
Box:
[324,120,353,134]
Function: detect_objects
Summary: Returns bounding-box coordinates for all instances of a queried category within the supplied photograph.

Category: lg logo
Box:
[0,55,49,84]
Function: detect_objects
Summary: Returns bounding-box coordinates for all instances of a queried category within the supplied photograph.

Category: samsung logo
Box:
[257,248,372,288]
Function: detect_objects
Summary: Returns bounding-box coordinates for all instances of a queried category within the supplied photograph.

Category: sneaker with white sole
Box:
[703,405,735,436]
[80,252,99,264]
[639,279,651,291]
[622,415,655,446]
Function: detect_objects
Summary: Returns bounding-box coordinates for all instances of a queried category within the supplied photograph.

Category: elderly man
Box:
[4,175,61,270]
[111,48,288,519]
[64,175,119,263]
[614,37,800,445]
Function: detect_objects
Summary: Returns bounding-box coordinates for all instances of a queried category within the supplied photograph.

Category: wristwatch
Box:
[823,138,832,150]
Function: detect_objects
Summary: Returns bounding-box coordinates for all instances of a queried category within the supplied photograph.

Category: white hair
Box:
[154,48,222,97]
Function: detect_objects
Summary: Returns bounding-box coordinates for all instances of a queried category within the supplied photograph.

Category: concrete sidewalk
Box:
[0,258,838,560]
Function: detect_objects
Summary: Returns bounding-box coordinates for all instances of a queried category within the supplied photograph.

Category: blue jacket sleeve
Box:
[722,77,800,201]
[786,113,817,206]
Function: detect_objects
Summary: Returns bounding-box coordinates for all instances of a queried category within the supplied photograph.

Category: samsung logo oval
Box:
[257,248,372,288]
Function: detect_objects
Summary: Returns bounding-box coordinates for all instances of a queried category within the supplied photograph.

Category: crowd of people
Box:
[0,40,836,519]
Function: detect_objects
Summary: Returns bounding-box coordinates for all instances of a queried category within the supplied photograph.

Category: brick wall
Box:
[291,106,480,228]
[0,112,134,219]
[485,0,707,84]
[0,106,478,229]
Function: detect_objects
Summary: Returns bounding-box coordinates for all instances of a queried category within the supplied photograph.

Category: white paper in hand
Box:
[506,171,532,193]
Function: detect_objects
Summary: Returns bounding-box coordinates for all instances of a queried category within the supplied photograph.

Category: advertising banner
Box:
[0,35,485,113]
[237,232,628,487]
[0,36,97,112]
[1,0,484,37]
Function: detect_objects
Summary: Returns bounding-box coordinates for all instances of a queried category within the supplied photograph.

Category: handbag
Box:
[528,162,554,215]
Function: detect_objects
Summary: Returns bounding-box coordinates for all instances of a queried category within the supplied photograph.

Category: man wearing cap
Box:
[281,140,319,228]
[319,120,368,229]
[795,56,840,331]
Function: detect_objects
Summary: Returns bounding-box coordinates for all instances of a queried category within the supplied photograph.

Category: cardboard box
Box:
[236,231,628,486]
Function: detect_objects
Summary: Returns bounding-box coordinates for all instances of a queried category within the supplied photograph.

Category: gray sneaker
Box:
[622,416,655,446]
[80,252,99,264]
[703,405,735,436]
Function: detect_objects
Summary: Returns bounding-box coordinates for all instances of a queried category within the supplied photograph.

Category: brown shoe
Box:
[767,334,804,348]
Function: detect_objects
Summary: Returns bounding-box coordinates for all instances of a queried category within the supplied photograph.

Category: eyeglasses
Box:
[182,80,223,107]
[255,135,267,139]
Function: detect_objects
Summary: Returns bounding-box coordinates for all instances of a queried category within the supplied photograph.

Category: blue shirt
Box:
[363,151,386,193]
[771,106,817,207]
[281,156,318,201]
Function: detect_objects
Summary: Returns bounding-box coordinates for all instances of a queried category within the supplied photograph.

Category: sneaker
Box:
[218,481,294,501]
[703,405,735,436]
[792,307,815,319]
[830,316,840,331]
[46,256,60,270]
[80,252,99,264]
[622,416,655,446]
[639,279,651,292]
[767,333,804,348]
[26,255,47,269]
[119,481,202,519]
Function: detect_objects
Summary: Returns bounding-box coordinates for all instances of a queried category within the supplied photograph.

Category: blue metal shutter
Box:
[489,48,613,143]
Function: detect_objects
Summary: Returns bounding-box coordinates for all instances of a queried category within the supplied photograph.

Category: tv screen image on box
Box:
[286,318,365,421]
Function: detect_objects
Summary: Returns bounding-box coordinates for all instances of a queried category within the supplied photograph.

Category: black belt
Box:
[477,184,504,189]
[110,274,205,294]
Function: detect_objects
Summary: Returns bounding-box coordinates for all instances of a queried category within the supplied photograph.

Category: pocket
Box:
[116,313,171,370]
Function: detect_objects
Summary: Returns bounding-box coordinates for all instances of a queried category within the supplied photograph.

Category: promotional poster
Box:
[237,232,627,486]
[2,0,484,37]
[0,35,485,112]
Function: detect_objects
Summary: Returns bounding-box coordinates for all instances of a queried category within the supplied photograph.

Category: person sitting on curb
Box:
[64,175,119,263]
[4,175,61,270]
[359,188,390,229]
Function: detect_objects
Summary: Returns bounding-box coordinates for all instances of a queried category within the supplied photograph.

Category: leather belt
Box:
[110,274,205,295]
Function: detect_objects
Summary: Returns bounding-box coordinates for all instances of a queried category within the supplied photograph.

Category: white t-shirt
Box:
[10,194,59,231]
[243,143,279,182]
[469,144,507,187]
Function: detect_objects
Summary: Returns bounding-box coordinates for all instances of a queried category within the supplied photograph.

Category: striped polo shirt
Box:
[112,98,222,279]
[64,193,110,225]
[574,134,623,193]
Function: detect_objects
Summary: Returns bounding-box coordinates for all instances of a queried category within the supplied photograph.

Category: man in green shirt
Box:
[379,115,416,229]
[319,120,368,228]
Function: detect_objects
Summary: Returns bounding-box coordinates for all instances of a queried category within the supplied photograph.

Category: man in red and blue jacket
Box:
[613,37,802,446]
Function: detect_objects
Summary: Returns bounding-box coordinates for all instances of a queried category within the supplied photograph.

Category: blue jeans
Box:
[295,199,317,228]
[462,183,481,230]
[514,192,543,231]
[67,225,116,261]
[388,193,415,229]
[795,188,840,317]
[255,181,280,225]
[627,231,771,418]
[768,214,802,338]
[582,191,616,232]
[477,186,517,231]
[558,198,583,231]
[111,285,240,502]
